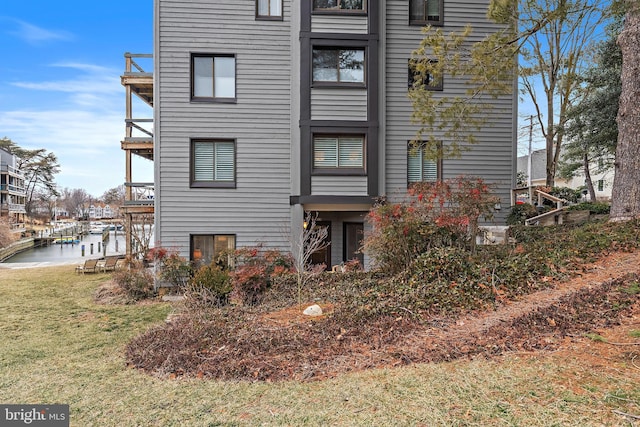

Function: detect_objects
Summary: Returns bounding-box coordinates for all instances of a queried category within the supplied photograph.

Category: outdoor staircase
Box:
[524,190,569,226]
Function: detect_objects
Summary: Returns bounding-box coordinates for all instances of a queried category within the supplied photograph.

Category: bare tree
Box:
[125,213,154,260]
[520,0,606,187]
[101,185,126,205]
[289,211,330,307]
[62,188,91,220]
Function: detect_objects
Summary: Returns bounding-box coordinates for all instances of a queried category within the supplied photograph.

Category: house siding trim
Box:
[299,0,380,199]
[290,195,376,206]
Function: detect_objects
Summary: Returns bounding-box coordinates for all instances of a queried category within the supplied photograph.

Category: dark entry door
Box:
[344,222,364,265]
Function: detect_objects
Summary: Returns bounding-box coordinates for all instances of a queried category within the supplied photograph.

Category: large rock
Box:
[303,304,323,316]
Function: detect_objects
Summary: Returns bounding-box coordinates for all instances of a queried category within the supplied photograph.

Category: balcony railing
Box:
[0,202,26,214]
[124,182,154,205]
[0,163,25,179]
[0,183,26,195]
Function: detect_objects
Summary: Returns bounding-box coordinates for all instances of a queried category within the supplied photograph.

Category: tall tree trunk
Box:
[546,87,556,187]
[583,153,597,202]
[611,2,640,221]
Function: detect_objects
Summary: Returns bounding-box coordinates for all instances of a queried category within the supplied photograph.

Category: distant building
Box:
[87,203,117,220]
[0,147,26,231]
[517,148,613,201]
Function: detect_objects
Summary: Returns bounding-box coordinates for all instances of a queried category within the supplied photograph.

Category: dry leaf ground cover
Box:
[126,222,640,393]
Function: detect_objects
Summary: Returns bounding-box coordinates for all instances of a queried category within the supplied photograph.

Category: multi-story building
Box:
[124,0,516,267]
[0,147,26,231]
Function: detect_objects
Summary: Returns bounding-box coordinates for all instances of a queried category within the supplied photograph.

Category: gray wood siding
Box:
[311,176,368,195]
[156,0,294,254]
[311,15,368,34]
[310,88,368,121]
[383,0,515,219]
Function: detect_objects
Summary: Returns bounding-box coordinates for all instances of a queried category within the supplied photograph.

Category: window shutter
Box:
[408,149,422,182]
[338,137,364,167]
[422,153,438,182]
[215,142,235,181]
[314,137,338,168]
[427,0,439,19]
[194,142,214,181]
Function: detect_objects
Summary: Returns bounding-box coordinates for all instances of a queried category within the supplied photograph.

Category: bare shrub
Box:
[112,262,155,301]
[0,218,17,248]
[184,263,232,309]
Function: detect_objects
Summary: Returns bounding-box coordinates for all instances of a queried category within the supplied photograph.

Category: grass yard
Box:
[0,266,638,426]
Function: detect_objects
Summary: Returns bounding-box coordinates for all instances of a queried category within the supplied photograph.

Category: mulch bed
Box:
[125,261,640,382]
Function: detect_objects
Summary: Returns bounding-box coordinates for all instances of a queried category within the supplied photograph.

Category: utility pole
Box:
[525,115,534,187]
[525,115,535,203]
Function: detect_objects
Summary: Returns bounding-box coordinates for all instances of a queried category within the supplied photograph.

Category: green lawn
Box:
[0,266,637,426]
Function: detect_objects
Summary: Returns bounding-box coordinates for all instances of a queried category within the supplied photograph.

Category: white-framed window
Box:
[191,140,235,187]
[312,48,365,84]
[313,135,365,170]
[408,143,440,183]
[313,0,365,12]
[192,54,236,100]
[409,0,443,26]
[256,0,282,18]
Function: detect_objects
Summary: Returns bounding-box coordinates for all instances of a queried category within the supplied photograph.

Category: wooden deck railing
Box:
[124,183,154,205]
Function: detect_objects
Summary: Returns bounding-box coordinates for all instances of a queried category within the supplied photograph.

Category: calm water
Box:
[3,231,127,263]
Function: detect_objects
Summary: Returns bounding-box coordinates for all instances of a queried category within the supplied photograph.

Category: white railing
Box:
[125,183,154,204]
[0,203,26,214]
[0,163,25,179]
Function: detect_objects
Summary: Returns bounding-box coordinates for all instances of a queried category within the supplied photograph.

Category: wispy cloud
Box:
[6,19,73,45]
[0,109,121,150]
[0,108,153,195]
[11,62,121,96]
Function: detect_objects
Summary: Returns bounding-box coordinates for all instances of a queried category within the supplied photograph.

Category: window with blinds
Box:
[192,140,235,186]
[313,135,364,169]
[408,145,439,183]
[409,0,443,25]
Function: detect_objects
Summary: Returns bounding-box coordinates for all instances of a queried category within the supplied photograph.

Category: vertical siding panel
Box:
[383,0,515,220]
[157,0,293,255]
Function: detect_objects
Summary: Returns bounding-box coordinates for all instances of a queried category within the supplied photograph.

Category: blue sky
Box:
[0,2,603,196]
[0,1,153,197]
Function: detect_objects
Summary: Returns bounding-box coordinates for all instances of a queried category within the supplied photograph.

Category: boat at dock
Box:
[89,222,109,235]
[53,236,81,244]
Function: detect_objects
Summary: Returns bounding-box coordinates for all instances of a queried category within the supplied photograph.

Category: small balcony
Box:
[0,163,25,179]
[0,183,26,196]
[0,202,26,214]
[121,182,154,214]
